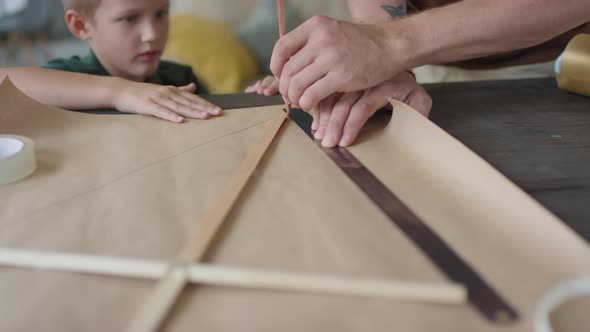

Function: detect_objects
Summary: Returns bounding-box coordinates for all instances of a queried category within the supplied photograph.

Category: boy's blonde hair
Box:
[62,0,100,16]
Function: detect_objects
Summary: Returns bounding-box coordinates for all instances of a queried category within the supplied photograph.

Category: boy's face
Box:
[86,0,170,81]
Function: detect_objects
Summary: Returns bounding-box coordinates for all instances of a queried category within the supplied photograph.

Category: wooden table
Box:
[205,77,590,243]
[427,78,590,242]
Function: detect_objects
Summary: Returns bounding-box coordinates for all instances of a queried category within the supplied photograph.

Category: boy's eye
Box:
[156,10,169,18]
[119,15,138,23]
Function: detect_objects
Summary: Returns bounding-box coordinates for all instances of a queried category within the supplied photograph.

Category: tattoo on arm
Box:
[381,4,407,18]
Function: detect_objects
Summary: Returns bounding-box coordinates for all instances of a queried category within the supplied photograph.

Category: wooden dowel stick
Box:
[180,112,287,262]
[0,248,165,279]
[125,111,288,332]
[186,264,466,304]
[0,248,466,304]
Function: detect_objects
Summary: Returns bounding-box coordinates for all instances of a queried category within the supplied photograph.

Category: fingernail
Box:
[338,136,351,147]
[311,121,318,131]
[212,107,222,115]
[322,133,337,148]
[176,116,184,123]
[314,128,325,140]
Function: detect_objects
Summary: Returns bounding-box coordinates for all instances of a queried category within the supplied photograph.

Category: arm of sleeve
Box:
[42,58,76,72]
[400,0,590,68]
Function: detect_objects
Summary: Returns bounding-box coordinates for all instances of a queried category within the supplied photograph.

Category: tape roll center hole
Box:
[0,138,25,159]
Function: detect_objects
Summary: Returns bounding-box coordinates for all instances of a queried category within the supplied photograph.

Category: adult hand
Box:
[270,16,408,112]
[311,71,432,148]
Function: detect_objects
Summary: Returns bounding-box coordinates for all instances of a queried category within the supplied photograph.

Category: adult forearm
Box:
[347,0,407,23]
[393,0,590,68]
[0,67,121,110]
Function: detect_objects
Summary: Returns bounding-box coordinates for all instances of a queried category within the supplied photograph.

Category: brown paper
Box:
[1,79,589,331]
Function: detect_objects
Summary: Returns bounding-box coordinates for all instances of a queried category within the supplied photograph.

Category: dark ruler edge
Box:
[289,107,519,324]
[73,94,284,115]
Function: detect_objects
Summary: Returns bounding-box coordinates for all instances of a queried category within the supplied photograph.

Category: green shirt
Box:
[43,50,208,94]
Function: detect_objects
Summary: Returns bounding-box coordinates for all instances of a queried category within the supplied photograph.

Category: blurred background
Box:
[0,0,350,93]
[1,0,558,92]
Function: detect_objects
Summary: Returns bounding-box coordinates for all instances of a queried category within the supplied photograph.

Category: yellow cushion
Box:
[164,15,260,93]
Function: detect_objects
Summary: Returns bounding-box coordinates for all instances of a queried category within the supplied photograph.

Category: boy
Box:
[0,0,222,123]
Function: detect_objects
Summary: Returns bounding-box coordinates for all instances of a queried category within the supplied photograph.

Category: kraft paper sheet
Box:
[0,79,589,332]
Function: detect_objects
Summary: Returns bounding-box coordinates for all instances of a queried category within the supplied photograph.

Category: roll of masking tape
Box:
[535,277,590,332]
[0,135,36,186]
[555,33,590,97]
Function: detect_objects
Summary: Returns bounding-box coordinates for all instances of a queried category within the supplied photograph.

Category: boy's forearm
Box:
[0,67,122,110]
[392,0,590,68]
[347,0,407,23]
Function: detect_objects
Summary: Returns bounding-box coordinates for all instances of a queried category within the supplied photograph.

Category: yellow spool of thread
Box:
[555,33,590,97]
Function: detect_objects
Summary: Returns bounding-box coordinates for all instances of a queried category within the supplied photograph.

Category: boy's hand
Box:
[311,71,432,148]
[245,76,279,96]
[113,80,223,123]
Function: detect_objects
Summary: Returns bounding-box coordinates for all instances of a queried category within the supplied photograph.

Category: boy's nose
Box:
[141,22,159,42]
